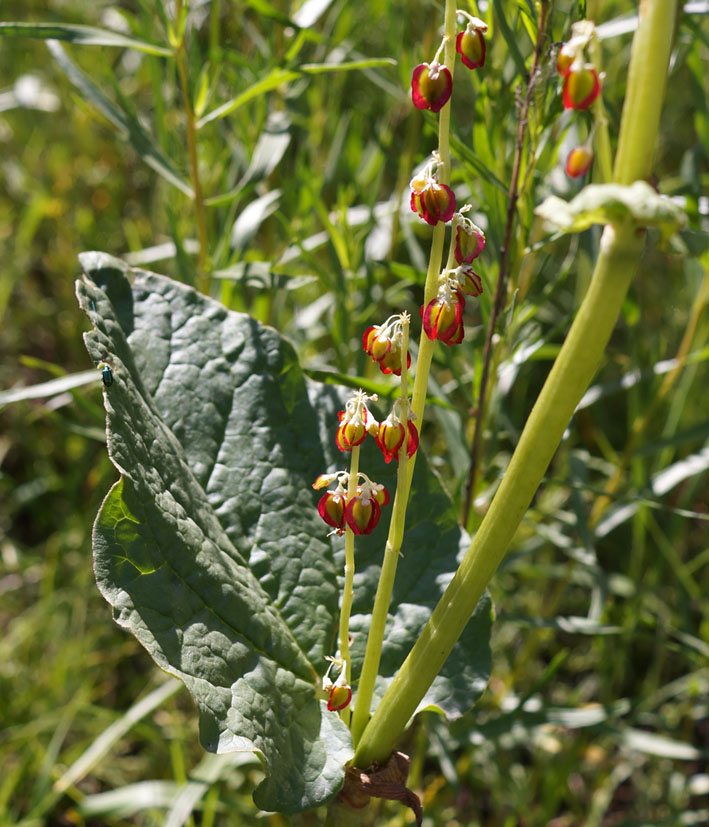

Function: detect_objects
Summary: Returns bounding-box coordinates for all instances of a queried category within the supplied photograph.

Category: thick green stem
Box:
[352,0,677,770]
[349,0,457,746]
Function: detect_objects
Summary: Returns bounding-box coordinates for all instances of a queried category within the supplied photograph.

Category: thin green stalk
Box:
[351,319,411,744]
[353,0,677,770]
[173,6,210,294]
[339,444,360,728]
[591,34,613,183]
[349,0,457,746]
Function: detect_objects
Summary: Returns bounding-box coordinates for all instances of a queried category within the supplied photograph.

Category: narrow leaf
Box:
[47,41,193,197]
[0,22,172,56]
[198,60,395,127]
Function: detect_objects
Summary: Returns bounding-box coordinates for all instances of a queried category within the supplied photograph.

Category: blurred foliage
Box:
[1,0,708,824]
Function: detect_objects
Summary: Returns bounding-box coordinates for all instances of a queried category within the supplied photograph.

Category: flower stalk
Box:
[349,0,458,746]
[339,444,360,726]
[353,0,678,771]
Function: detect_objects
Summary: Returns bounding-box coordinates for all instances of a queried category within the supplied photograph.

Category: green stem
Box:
[339,445,360,728]
[591,34,613,183]
[349,0,457,747]
[352,0,677,770]
[174,19,210,295]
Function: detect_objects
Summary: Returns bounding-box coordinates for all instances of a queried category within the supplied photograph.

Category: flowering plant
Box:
[70,0,686,822]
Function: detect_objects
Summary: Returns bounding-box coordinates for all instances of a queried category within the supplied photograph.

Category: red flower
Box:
[565,146,593,178]
[363,319,411,376]
[327,683,352,712]
[422,287,466,345]
[317,490,346,531]
[456,27,486,70]
[454,222,486,264]
[362,325,391,362]
[376,414,419,464]
[335,410,368,452]
[335,391,379,452]
[562,63,600,110]
[344,490,382,535]
[378,347,411,376]
[410,174,456,226]
[455,265,483,297]
[411,62,453,112]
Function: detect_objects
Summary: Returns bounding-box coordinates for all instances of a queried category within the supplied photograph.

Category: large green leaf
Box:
[78,253,491,812]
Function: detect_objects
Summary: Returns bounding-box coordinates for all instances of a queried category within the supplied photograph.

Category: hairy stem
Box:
[353,0,678,770]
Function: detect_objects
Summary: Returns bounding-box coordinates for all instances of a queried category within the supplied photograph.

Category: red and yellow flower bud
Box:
[317,490,346,531]
[456,25,486,70]
[562,63,600,110]
[344,491,382,535]
[335,411,367,452]
[454,223,486,264]
[410,177,456,226]
[456,265,483,297]
[411,62,453,112]
[378,347,411,377]
[565,146,593,178]
[422,287,466,346]
[327,682,352,712]
[376,414,419,464]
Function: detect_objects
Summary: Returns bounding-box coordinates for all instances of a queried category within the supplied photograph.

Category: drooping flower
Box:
[456,17,488,70]
[455,264,483,297]
[378,347,411,376]
[317,490,346,531]
[344,477,390,535]
[362,325,391,362]
[422,283,466,346]
[565,146,593,178]
[345,489,381,535]
[326,681,352,712]
[410,153,456,226]
[335,390,379,452]
[562,61,600,110]
[322,662,352,712]
[363,314,412,377]
[376,408,419,464]
[411,61,453,112]
[454,217,486,264]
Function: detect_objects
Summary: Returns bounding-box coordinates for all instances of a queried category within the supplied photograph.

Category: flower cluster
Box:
[420,212,486,346]
[313,471,390,536]
[411,14,488,112]
[363,314,411,376]
[335,390,379,452]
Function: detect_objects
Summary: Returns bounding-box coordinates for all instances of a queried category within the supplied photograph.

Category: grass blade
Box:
[53,679,182,794]
[198,59,395,127]
[0,371,98,406]
[47,40,193,197]
[0,22,172,56]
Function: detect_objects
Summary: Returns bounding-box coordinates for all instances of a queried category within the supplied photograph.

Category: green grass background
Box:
[1,0,708,824]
